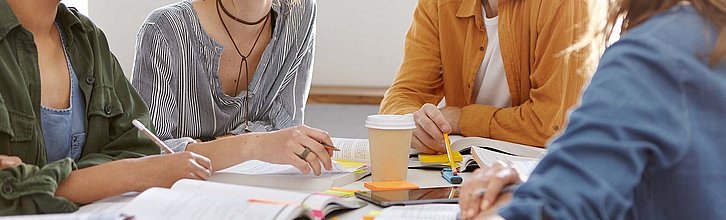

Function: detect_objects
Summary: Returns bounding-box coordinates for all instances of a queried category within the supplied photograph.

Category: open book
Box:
[471,146,542,181]
[118,179,367,220]
[330,137,370,162]
[209,138,371,191]
[409,136,546,172]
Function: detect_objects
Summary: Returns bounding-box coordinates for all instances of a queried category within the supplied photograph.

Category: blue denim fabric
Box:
[499,3,726,220]
[40,23,87,162]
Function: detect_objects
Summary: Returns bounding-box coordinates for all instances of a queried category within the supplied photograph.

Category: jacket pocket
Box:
[0,98,35,142]
[87,85,125,118]
[0,97,10,137]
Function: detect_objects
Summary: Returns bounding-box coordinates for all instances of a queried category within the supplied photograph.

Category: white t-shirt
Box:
[472,6,511,108]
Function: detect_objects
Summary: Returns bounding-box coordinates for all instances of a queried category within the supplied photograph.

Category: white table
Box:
[332,169,471,219]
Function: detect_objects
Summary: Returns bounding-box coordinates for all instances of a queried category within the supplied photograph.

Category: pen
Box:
[132,119,174,154]
[443,133,457,175]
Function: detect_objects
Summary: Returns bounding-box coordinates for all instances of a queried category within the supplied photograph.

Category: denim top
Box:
[40,23,87,162]
[499,3,726,219]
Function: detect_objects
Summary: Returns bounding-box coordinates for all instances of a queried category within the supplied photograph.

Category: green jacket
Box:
[0,2,158,215]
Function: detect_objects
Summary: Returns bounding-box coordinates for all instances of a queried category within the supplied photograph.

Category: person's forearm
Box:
[185,135,254,171]
[55,159,140,204]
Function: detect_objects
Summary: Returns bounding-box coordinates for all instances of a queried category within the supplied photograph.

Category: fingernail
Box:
[468,209,476,217]
[480,200,490,210]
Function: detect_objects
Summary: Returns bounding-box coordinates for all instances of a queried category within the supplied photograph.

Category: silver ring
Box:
[471,188,486,197]
[297,147,311,160]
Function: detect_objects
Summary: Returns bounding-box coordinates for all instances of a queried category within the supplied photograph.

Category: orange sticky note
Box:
[364,181,419,191]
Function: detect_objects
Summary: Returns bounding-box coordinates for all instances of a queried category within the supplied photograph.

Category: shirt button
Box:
[553,125,560,131]
[2,184,13,194]
[85,76,95,85]
[479,46,485,51]
[104,104,112,115]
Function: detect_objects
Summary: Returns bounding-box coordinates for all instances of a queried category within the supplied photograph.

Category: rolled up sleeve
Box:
[0,159,78,215]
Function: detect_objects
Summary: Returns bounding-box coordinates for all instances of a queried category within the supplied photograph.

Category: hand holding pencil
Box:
[129,119,213,190]
[243,125,336,176]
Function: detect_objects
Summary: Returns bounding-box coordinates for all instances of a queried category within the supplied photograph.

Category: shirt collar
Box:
[0,0,21,40]
[0,1,92,41]
[456,0,481,18]
[456,0,485,31]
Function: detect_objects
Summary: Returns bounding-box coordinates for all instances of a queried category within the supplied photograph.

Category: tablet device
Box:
[354,186,459,207]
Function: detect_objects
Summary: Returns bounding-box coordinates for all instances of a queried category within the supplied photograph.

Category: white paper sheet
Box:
[218,160,353,176]
[377,204,460,220]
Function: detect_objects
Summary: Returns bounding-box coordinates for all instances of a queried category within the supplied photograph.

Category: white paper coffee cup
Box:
[365,114,415,182]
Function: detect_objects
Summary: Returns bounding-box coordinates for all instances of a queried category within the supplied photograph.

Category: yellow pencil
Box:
[443,133,457,175]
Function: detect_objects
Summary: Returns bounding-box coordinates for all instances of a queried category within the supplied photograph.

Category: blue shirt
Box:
[40,23,87,162]
[499,4,726,219]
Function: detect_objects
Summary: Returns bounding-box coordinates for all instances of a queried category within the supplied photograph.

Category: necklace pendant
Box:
[243,121,252,133]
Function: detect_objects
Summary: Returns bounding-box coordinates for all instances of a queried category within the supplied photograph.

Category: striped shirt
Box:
[132,0,316,151]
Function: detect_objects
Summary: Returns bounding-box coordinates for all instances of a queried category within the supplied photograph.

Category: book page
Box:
[331,138,369,162]
[2,201,129,220]
[218,160,353,176]
[171,179,367,217]
[377,204,460,220]
[119,188,297,220]
[172,179,316,207]
[472,147,541,181]
[451,136,546,158]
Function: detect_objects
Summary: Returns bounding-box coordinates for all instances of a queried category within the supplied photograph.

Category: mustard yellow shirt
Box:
[380,0,592,147]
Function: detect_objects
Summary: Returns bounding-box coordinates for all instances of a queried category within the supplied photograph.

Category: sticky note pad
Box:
[330,187,361,193]
[418,151,463,163]
[363,210,382,220]
[322,190,354,197]
[322,187,361,197]
[334,160,367,169]
[364,181,419,191]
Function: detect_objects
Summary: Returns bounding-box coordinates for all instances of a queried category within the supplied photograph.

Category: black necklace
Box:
[218,0,269,25]
[216,0,270,132]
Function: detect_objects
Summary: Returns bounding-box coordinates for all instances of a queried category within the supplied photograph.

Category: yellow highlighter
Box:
[443,133,458,175]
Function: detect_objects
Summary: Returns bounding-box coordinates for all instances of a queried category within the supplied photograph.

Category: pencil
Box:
[443,132,457,175]
[320,142,341,151]
[132,119,174,154]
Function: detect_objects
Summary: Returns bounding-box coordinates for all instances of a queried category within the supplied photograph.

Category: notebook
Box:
[117,179,367,220]
[471,146,543,181]
[408,154,480,172]
[209,138,371,190]
[409,135,546,172]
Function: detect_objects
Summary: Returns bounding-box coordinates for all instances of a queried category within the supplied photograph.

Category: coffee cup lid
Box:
[365,114,416,130]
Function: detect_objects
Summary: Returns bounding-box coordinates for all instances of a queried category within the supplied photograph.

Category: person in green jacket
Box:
[0,0,213,215]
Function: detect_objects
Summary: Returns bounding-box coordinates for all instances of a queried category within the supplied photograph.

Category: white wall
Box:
[61,0,88,15]
[88,0,177,80]
[87,0,417,88]
[312,0,416,87]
